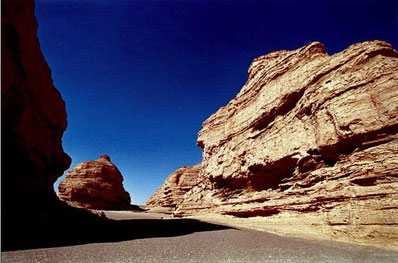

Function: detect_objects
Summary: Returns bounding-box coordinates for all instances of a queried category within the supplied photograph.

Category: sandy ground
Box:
[2,210,398,263]
[188,212,398,252]
[99,209,172,220]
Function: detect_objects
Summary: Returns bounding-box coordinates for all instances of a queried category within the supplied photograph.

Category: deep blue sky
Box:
[35,0,398,205]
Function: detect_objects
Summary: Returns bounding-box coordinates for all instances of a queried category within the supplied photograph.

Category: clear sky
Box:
[35,0,397,205]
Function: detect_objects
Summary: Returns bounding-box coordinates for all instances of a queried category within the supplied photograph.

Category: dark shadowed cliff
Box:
[1,0,101,250]
[2,0,69,232]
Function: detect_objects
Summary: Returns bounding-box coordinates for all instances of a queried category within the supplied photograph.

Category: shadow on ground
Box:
[2,205,232,251]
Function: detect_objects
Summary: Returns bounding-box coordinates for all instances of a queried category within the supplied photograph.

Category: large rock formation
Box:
[58,155,132,210]
[147,164,202,208]
[2,0,73,238]
[148,40,398,248]
[2,0,71,211]
[1,0,104,251]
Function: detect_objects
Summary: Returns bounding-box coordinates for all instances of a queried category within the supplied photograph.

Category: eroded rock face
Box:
[147,164,202,208]
[150,41,398,247]
[1,1,104,251]
[59,155,132,210]
[2,0,73,235]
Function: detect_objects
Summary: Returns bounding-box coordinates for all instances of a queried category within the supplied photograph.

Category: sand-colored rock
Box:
[149,41,398,248]
[59,155,132,210]
[147,164,202,208]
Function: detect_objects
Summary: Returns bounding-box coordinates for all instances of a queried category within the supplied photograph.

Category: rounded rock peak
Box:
[99,154,111,162]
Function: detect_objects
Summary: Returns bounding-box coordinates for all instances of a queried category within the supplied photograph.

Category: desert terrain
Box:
[2,0,397,262]
[3,209,398,263]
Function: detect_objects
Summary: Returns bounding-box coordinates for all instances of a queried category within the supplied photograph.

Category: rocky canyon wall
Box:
[1,0,100,250]
[2,0,71,222]
[148,41,398,248]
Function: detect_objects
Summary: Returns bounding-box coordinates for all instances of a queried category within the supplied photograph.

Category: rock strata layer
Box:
[147,164,202,208]
[59,155,132,210]
[147,40,398,248]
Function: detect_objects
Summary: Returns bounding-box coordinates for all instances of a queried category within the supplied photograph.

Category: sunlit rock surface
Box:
[59,155,133,210]
[147,164,202,208]
[149,41,398,248]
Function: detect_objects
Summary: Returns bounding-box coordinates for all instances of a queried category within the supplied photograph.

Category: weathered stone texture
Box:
[2,0,73,231]
[59,155,132,210]
[1,1,105,251]
[147,164,202,208]
[149,41,398,247]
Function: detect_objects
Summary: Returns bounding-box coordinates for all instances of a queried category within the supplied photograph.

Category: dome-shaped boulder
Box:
[58,155,132,210]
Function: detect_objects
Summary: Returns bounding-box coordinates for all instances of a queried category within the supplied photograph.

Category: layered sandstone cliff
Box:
[59,155,132,210]
[148,40,398,248]
[147,164,202,208]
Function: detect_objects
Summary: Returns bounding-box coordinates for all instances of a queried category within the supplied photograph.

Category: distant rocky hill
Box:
[59,155,133,210]
[148,40,398,247]
[147,164,202,208]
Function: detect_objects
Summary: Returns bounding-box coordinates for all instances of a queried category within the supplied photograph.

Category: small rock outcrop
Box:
[148,40,398,248]
[147,164,202,208]
[59,155,132,210]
